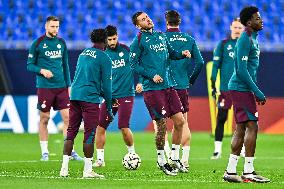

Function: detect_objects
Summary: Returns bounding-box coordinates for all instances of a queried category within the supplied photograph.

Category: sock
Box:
[171,144,180,161]
[214,141,222,154]
[84,157,93,173]
[226,154,240,173]
[244,157,255,173]
[96,149,104,162]
[164,141,171,159]
[40,141,49,155]
[240,144,246,156]
[127,145,135,154]
[157,150,166,165]
[181,146,190,163]
[61,155,70,169]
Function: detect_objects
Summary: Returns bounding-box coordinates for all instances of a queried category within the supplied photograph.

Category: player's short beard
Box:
[48,31,57,37]
[108,43,117,49]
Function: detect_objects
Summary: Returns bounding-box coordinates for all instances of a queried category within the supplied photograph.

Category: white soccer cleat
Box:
[40,153,49,161]
[60,167,69,177]
[170,159,189,173]
[83,171,105,179]
[223,171,243,183]
[93,159,105,167]
[211,152,221,160]
[241,171,270,183]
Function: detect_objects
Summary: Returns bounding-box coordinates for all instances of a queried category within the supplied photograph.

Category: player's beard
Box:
[108,43,117,49]
[47,31,57,37]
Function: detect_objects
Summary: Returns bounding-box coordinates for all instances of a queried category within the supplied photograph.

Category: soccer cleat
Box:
[223,171,243,183]
[83,171,105,179]
[93,159,106,167]
[40,153,49,161]
[211,152,221,160]
[60,167,68,177]
[158,162,177,176]
[241,171,270,183]
[182,161,189,169]
[171,159,189,173]
[70,151,84,161]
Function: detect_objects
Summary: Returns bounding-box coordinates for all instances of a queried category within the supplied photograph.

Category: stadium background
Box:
[0,0,283,134]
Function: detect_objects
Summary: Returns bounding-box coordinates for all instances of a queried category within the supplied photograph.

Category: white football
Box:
[122,153,141,170]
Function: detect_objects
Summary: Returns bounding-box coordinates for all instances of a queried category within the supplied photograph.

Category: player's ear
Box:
[246,20,252,27]
[136,24,141,30]
[45,23,48,30]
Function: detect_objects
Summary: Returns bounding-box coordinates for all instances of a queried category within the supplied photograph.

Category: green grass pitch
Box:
[0,132,283,189]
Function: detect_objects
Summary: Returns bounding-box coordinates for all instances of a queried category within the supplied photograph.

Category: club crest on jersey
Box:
[43,43,48,48]
[229,52,234,58]
[119,52,124,57]
[57,44,61,49]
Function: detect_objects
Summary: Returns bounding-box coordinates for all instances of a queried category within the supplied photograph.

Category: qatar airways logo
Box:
[45,50,62,58]
[149,43,166,52]
[112,59,125,68]
[169,35,187,42]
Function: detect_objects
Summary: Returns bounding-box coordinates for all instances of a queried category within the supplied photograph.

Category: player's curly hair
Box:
[165,10,181,26]
[90,28,106,43]
[132,11,144,25]
[105,25,117,37]
[240,6,259,26]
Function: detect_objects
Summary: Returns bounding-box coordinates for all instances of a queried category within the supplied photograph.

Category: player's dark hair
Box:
[132,11,144,25]
[46,16,60,23]
[90,28,106,43]
[240,6,259,26]
[165,10,181,26]
[105,25,117,37]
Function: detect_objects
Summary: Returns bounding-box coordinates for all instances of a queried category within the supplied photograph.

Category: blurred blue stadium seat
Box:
[0,0,282,50]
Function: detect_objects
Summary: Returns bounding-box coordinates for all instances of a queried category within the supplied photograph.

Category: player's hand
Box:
[153,74,163,83]
[255,91,266,105]
[106,109,114,122]
[136,83,143,93]
[40,69,53,79]
[255,96,266,105]
[112,99,120,107]
[182,50,191,58]
[211,87,217,99]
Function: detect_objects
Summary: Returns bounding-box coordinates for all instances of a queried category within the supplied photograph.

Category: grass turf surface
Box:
[0,132,283,189]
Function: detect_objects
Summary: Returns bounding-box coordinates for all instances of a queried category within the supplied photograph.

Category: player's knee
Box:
[40,113,50,125]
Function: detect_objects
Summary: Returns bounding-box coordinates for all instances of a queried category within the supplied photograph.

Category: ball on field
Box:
[122,153,141,170]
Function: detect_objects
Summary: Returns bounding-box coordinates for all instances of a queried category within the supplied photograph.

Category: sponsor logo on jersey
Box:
[169,35,187,42]
[145,37,150,43]
[149,43,166,52]
[125,100,132,103]
[45,50,62,58]
[28,54,33,58]
[227,44,232,50]
[213,56,220,61]
[241,56,248,61]
[112,59,126,68]
[159,36,163,40]
[81,50,97,58]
